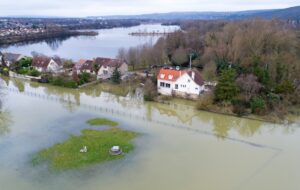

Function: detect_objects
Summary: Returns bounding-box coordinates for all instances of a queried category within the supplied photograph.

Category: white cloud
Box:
[0,0,299,17]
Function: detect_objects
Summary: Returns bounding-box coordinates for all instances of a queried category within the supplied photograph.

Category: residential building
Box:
[32,56,62,73]
[2,52,24,67]
[94,58,128,79]
[157,68,206,99]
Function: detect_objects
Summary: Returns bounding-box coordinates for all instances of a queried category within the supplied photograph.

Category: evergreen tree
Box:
[215,69,239,102]
[111,67,121,84]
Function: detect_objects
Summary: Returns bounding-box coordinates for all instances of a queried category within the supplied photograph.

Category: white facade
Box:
[97,62,128,79]
[34,59,61,73]
[157,71,205,98]
[47,59,61,72]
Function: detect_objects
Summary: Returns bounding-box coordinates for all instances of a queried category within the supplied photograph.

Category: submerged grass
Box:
[87,118,118,127]
[32,127,139,170]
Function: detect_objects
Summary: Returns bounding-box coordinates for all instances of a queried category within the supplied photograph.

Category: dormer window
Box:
[160,74,165,79]
[168,75,173,80]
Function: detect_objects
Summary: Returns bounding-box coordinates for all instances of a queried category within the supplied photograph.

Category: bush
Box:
[0,67,9,76]
[231,98,248,116]
[275,80,295,94]
[196,92,214,111]
[78,72,92,85]
[28,69,41,77]
[143,79,157,101]
[250,97,266,115]
[49,76,78,88]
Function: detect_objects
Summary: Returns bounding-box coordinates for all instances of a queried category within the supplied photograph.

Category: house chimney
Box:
[192,71,195,80]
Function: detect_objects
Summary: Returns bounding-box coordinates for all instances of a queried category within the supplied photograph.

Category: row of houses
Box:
[1,51,213,99]
[0,52,128,79]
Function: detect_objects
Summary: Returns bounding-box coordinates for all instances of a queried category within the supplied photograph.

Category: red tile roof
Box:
[157,68,185,82]
[157,68,204,85]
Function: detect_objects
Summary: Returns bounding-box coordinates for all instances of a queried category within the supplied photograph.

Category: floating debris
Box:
[109,146,122,155]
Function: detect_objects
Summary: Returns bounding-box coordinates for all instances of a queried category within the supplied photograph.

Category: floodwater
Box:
[0,77,299,190]
[0,24,179,60]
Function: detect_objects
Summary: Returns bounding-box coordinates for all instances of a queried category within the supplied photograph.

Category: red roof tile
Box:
[157,68,185,82]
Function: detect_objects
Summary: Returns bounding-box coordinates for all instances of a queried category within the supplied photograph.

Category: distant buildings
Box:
[157,67,207,99]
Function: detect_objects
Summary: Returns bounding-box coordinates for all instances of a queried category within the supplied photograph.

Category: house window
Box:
[166,83,171,88]
[188,79,190,82]
[195,88,198,90]
[175,84,178,89]
[160,74,165,79]
[104,70,108,75]
[160,82,165,87]
[168,75,173,80]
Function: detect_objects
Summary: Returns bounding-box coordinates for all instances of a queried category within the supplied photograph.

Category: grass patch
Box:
[32,128,139,170]
[87,118,118,127]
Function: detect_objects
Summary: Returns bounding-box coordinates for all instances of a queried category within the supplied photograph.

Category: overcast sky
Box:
[0,0,299,17]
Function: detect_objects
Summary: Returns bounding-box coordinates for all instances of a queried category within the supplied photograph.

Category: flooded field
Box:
[0,77,299,190]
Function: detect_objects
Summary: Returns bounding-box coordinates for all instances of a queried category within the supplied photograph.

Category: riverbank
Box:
[155,96,299,124]
[0,29,98,46]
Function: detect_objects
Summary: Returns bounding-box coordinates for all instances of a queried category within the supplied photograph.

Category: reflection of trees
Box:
[11,79,25,92]
[0,110,11,135]
[43,86,81,112]
[197,112,263,139]
[0,86,12,135]
[44,37,68,51]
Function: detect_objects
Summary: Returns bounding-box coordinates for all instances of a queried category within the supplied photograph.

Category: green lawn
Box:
[32,128,139,170]
[87,118,118,127]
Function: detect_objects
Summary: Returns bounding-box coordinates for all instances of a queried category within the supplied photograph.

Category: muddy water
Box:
[0,77,299,190]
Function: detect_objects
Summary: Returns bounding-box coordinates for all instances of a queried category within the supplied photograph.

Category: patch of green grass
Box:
[87,118,118,127]
[32,128,139,170]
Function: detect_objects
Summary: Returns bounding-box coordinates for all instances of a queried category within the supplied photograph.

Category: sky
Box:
[0,0,299,17]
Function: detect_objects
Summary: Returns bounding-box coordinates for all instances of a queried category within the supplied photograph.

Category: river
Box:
[0,77,299,190]
[0,24,179,61]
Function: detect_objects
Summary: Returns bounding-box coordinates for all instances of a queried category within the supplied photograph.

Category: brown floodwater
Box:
[0,77,299,190]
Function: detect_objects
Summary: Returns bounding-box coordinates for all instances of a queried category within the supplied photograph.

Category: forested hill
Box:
[93,6,300,21]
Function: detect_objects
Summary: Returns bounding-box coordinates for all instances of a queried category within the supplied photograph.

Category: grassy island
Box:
[87,118,118,127]
[32,118,138,170]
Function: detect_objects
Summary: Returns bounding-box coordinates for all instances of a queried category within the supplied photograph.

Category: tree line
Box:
[120,19,300,117]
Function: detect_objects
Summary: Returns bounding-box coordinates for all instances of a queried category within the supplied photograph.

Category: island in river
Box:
[32,118,139,170]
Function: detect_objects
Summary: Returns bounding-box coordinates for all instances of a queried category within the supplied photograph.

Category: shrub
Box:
[275,80,295,94]
[250,97,266,115]
[143,79,157,101]
[49,76,78,88]
[28,69,41,77]
[196,92,214,111]
[78,72,91,85]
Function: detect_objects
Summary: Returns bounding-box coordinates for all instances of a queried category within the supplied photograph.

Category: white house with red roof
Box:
[157,68,206,98]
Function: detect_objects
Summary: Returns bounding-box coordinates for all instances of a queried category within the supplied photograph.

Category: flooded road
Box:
[0,77,299,190]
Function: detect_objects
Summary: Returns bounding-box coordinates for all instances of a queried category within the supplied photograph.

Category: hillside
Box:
[91,6,300,21]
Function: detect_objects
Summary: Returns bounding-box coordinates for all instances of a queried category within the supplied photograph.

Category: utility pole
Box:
[189,54,192,70]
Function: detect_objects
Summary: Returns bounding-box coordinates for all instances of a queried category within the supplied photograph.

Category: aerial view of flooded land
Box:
[0,1,300,190]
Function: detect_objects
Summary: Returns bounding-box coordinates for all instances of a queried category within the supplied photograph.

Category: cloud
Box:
[0,0,299,17]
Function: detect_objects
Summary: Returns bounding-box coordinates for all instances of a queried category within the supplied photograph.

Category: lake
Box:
[0,24,179,61]
[0,77,300,190]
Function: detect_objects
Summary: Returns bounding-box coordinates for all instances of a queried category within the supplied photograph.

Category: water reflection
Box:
[0,36,74,51]
[11,79,25,92]
[0,84,12,136]
[2,77,297,139]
